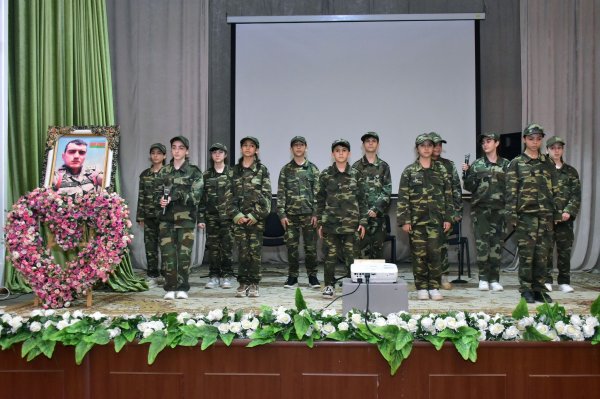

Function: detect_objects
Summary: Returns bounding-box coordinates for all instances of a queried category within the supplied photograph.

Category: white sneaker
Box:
[545,283,553,292]
[322,285,335,297]
[163,291,175,300]
[417,289,429,300]
[478,280,489,291]
[490,282,504,292]
[429,289,443,301]
[176,291,188,299]
[559,284,574,293]
[220,277,232,289]
[205,277,219,289]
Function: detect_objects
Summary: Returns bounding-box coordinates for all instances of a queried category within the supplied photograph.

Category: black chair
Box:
[263,212,285,247]
[448,221,471,281]
[384,214,397,263]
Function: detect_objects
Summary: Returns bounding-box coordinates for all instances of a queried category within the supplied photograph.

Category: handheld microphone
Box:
[463,154,470,179]
[162,185,172,215]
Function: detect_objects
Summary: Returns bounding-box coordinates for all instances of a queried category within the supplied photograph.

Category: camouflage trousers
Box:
[322,232,358,286]
[440,227,450,275]
[233,224,264,284]
[471,208,505,282]
[204,214,234,278]
[143,217,161,278]
[409,223,444,290]
[284,215,318,278]
[358,217,385,259]
[159,223,196,292]
[515,213,553,293]
[546,220,573,285]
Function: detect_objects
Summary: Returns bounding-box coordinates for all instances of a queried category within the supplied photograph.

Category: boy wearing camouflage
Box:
[137,143,167,283]
[317,139,367,297]
[231,136,272,298]
[397,133,452,301]
[430,132,463,290]
[277,136,321,289]
[352,132,392,259]
[505,124,560,303]
[158,136,204,300]
[462,133,510,292]
[198,143,234,290]
[545,136,581,293]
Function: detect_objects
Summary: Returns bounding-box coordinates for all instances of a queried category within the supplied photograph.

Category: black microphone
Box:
[463,154,470,179]
[162,185,172,215]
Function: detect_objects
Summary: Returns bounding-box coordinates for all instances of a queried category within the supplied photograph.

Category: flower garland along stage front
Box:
[4,188,133,308]
[1,290,599,375]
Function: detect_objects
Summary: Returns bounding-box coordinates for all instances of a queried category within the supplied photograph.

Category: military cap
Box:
[331,138,351,151]
[523,123,545,137]
[240,136,260,148]
[429,132,447,144]
[479,132,500,142]
[290,136,307,146]
[149,143,166,154]
[209,142,228,152]
[361,131,379,142]
[415,133,434,146]
[546,135,566,148]
[170,136,190,149]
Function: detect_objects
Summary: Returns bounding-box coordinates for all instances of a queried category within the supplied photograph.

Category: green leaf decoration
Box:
[146,333,169,364]
[326,331,349,341]
[21,337,38,359]
[1,330,30,350]
[26,347,42,362]
[113,335,128,352]
[295,288,308,311]
[591,294,600,317]
[75,341,94,365]
[453,335,479,362]
[523,326,552,342]
[178,335,199,347]
[424,334,446,350]
[84,329,110,345]
[220,332,235,346]
[512,298,529,319]
[293,314,310,340]
[246,337,276,347]
[38,340,56,359]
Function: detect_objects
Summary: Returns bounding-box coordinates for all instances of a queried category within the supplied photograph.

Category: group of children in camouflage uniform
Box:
[137,124,581,303]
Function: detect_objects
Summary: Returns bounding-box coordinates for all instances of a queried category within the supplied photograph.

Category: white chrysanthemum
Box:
[445,317,458,330]
[229,322,242,334]
[207,309,223,321]
[305,326,314,337]
[245,329,255,338]
[547,330,560,342]
[241,318,254,330]
[489,323,505,336]
[585,316,599,328]
[565,324,582,340]
[315,321,323,332]
[583,324,596,338]
[407,318,419,333]
[455,312,466,322]
[218,323,230,334]
[62,311,72,320]
[56,320,70,331]
[374,317,387,327]
[434,318,447,332]
[420,317,433,330]
[30,309,43,318]
[337,321,349,331]
[502,326,520,340]
[195,320,206,327]
[44,310,56,317]
[569,314,582,327]
[554,321,566,335]
[275,312,292,325]
[9,317,23,332]
[535,323,550,336]
[476,319,488,330]
[43,320,54,329]
[1,314,12,323]
[351,313,364,327]
[386,313,399,326]
[299,309,309,317]
[90,312,106,321]
[478,329,487,341]
[108,327,121,339]
[517,317,534,330]
[177,312,192,324]
[322,309,337,318]
[322,323,336,335]
[72,310,84,319]
[142,329,154,339]
[29,321,42,333]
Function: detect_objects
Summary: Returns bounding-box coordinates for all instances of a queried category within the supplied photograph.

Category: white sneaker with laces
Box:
[220,277,232,289]
[478,280,489,291]
[545,283,553,292]
[429,289,443,301]
[176,291,188,299]
[417,289,429,300]
[163,291,175,300]
[322,285,334,297]
[205,277,219,289]
[559,284,574,293]
[490,282,504,292]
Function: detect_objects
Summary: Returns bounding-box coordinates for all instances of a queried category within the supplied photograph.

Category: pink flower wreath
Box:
[4,187,133,308]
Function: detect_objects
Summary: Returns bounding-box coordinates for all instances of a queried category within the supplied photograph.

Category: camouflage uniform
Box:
[277,159,320,278]
[352,155,392,259]
[137,166,164,277]
[463,155,510,283]
[198,165,234,278]
[547,159,580,285]
[231,159,272,285]
[52,166,103,196]
[505,152,559,294]
[157,160,204,292]
[397,159,453,291]
[437,157,463,275]
[317,162,367,287]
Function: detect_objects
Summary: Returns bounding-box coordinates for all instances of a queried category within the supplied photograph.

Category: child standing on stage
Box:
[198,143,235,290]
[158,136,204,300]
[231,136,271,298]
[397,133,452,301]
[137,143,167,284]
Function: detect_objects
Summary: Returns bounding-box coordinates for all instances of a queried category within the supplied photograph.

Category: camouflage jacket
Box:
[437,157,463,219]
[277,159,320,219]
[463,156,510,210]
[316,162,368,234]
[136,167,163,221]
[505,152,559,225]
[352,155,392,218]
[156,160,204,228]
[231,160,272,223]
[551,160,581,219]
[396,159,453,227]
[52,166,102,197]
[198,165,233,223]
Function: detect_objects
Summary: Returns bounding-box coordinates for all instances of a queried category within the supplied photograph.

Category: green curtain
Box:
[6,0,146,292]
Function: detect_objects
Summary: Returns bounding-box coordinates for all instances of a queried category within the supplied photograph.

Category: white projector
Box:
[350,261,398,283]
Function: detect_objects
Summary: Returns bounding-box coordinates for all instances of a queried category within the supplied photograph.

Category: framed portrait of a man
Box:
[42,126,120,195]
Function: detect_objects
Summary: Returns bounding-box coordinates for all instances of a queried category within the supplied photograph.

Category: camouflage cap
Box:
[361,131,379,142]
[149,143,167,154]
[170,136,190,149]
[415,133,434,146]
[331,138,351,151]
[523,123,545,137]
[290,136,307,146]
[479,132,500,141]
[546,135,566,148]
[240,136,260,148]
[429,132,447,144]
[209,142,228,152]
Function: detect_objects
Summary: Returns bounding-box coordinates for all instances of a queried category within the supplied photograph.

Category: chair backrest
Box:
[263,212,285,245]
